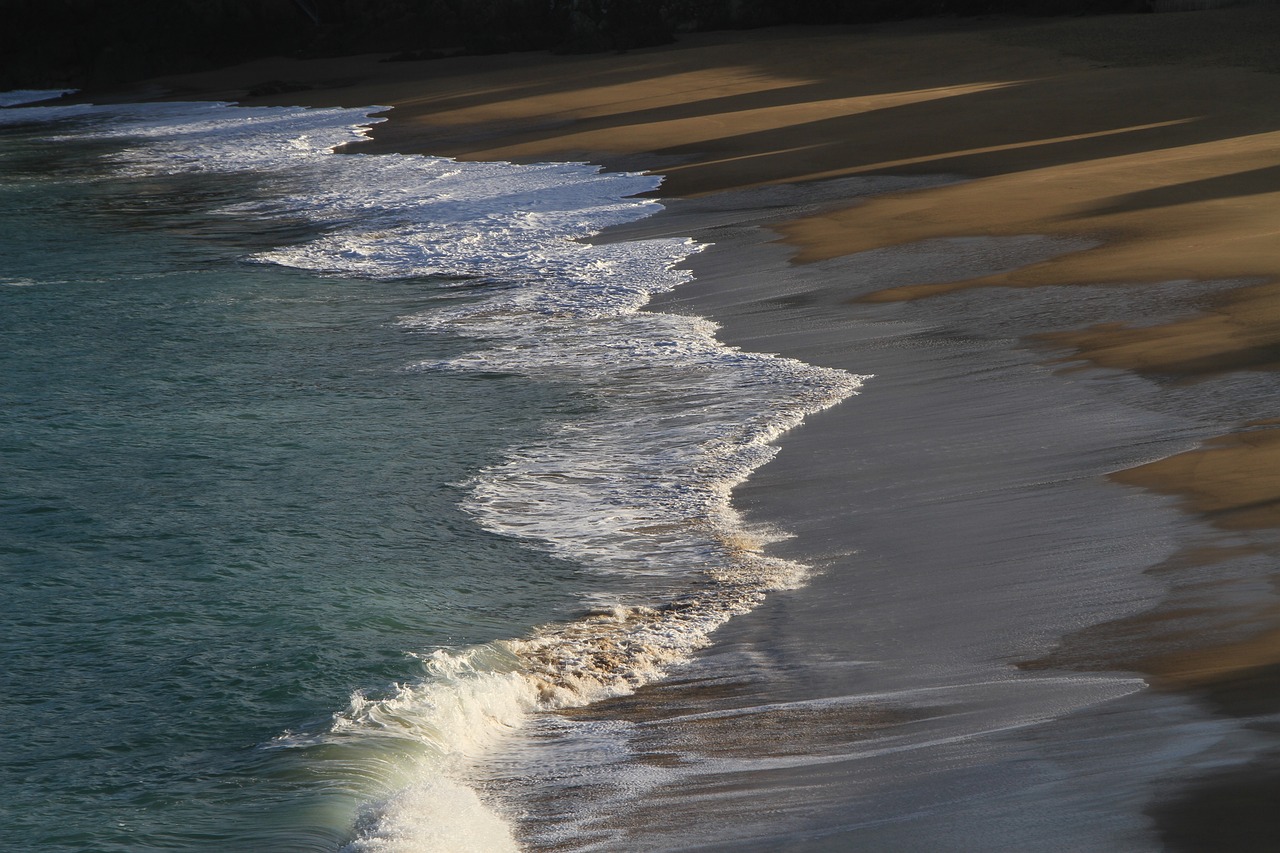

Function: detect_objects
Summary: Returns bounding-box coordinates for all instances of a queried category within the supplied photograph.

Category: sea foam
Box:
[12,98,862,850]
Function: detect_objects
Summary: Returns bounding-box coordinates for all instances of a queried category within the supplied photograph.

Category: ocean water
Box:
[0,94,859,850]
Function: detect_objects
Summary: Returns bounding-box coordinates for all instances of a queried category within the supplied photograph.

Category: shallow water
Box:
[499,185,1276,851]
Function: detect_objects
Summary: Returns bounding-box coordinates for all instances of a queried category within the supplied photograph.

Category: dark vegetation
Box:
[0,0,1152,91]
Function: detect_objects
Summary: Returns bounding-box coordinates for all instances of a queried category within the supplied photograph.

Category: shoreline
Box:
[117,7,1280,847]
[547,188,1191,849]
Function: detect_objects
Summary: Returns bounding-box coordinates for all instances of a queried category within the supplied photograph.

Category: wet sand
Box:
[138,6,1280,848]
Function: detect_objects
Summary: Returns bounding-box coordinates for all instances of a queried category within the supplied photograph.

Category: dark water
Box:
[0,112,585,852]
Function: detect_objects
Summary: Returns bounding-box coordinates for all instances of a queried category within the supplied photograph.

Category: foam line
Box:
[10,99,862,850]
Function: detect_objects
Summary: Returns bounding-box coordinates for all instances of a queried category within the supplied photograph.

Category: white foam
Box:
[344,778,521,853]
[22,99,863,850]
[0,102,92,126]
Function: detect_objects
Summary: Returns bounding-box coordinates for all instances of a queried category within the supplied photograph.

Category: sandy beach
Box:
[135,6,1280,848]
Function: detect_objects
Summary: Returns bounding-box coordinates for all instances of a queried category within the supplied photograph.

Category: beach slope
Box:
[146,7,1280,848]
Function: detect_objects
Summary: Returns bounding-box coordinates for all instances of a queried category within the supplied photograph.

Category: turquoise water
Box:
[0,97,857,850]
[0,118,586,851]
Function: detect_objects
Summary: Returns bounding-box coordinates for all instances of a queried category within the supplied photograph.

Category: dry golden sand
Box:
[151,4,1280,701]
[1112,426,1280,531]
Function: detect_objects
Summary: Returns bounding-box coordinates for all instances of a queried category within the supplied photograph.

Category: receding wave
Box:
[16,99,863,850]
